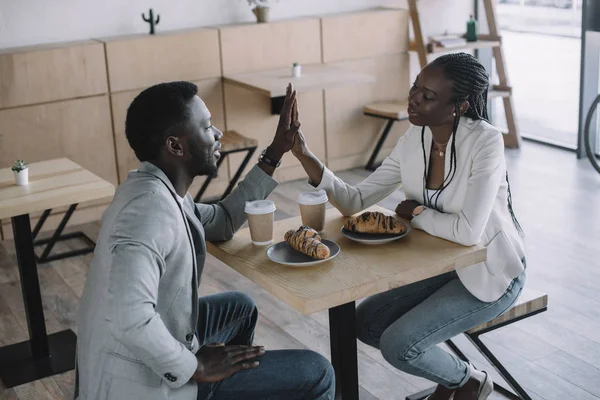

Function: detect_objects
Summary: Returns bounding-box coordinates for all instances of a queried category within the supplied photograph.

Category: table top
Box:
[223,63,375,98]
[207,205,487,315]
[0,158,115,219]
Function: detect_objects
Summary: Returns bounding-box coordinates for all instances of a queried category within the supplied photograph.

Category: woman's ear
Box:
[166,136,184,156]
[459,100,470,116]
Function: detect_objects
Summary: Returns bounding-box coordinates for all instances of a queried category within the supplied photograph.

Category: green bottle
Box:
[466,15,477,42]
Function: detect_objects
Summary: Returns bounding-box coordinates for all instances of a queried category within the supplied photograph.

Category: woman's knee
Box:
[379,327,419,367]
[355,300,385,348]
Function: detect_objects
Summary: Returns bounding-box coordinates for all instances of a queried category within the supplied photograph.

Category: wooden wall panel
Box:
[103,29,221,93]
[223,83,325,183]
[110,78,229,199]
[0,96,118,186]
[0,41,108,109]
[0,96,117,236]
[324,54,411,172]
[321,8,409,63]
[219,18,322,75]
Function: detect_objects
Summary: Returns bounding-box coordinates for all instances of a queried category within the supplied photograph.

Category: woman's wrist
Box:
[294,148,315,163]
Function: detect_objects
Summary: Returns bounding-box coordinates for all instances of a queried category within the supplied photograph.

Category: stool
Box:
[194,130,258,203]
[363,101,409,171]
[31,204,96,264]
[406,289,548,400]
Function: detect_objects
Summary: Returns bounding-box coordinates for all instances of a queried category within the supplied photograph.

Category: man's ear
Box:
[165,136,184,156]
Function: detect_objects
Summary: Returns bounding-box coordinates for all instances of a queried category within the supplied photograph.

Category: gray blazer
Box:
[74,162,277,400]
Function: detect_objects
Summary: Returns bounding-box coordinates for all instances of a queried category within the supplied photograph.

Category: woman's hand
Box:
[291,129,310,158]
[289,94,311,159]
[395,200,421,221]
[285,91,325,185]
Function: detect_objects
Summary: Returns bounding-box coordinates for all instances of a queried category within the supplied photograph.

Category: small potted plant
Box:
[12,160,29,186]
[292,62,302,78]
[247,0,275,23]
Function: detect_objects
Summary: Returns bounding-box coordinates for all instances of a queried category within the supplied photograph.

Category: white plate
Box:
[266,239,340,267]
[340,222,410,245]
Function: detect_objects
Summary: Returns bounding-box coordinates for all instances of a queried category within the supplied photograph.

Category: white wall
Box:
[0,0,379,49]
[0,0,473,50]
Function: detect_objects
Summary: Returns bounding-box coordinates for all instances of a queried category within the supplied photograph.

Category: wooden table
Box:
[0,158,114,388]
[224,63,375,114]
[208,205,487,400]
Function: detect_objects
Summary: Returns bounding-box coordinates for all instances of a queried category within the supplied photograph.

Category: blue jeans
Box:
[356,268,526,389]
[196,292,335,400]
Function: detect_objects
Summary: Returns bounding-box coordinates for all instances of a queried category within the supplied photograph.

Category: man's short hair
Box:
[125,81,199,161]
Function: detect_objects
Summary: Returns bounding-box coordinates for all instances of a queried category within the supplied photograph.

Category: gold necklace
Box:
[432,137,449,157]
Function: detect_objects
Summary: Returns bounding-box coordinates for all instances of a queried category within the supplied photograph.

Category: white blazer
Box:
[314,117,525,302]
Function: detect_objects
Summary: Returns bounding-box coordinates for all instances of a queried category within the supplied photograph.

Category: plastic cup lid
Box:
[297,189,328,206]
[244,200,276,215]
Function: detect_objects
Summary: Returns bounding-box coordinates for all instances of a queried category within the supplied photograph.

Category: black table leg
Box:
[329,301,359,400]
[0,214,77,388]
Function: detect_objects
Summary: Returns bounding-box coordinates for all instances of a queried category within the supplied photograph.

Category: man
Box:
[74,81,334,400]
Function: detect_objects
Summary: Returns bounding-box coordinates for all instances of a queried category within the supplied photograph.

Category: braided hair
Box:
[421,52,523,236]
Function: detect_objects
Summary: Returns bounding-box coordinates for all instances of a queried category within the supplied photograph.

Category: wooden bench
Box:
[194,130,258,203]
[363,101,409,171]
[407,289,548,400]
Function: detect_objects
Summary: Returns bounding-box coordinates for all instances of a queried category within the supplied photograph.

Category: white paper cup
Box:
[245,200,276,245]
[297,190,328,232]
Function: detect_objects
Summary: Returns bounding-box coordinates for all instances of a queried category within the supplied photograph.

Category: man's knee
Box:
[296,350,335,399]
[227,291,257,315]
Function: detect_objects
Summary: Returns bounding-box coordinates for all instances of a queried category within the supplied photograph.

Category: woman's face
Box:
[407,65,462,127]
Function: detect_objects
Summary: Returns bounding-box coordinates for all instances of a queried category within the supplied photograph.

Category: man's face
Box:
[181,96,223,177]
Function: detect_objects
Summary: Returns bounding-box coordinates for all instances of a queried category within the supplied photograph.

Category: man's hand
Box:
[266,83,301,162]
[395,200,421,221]
[191,344,265,383]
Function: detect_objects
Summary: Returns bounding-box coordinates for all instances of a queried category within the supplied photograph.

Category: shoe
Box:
[425,384,455,400]
[476,371,493,400]
[454,363,493,400]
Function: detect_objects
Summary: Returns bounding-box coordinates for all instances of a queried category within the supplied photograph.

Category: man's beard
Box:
[190,146,219,178]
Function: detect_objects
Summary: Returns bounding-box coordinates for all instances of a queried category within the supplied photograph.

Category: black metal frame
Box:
[0,214,77,388]
[406,307,548,400]
[31,204,96,263]
[363,112,409,171]
[329,301,359,400]
[194,146,258,203]
[271,96,286,115]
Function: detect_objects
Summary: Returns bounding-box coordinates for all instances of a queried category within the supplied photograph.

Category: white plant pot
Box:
[292,65,302,78]
[14,168,29,186]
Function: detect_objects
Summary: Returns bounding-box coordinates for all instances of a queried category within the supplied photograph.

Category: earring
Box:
[453,112,457,116]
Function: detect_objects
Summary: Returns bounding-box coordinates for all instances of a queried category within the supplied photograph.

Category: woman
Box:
[291,52,526,400]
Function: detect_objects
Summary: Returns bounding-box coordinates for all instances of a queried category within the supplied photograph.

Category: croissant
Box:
[344,211,406,234]
[284,226,330,260]
[290,225,321,242]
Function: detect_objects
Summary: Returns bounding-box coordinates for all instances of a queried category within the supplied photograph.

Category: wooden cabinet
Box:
[321,9,411,171]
